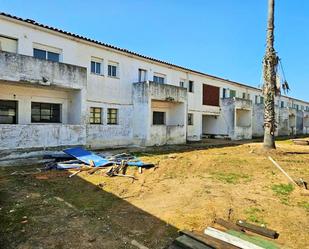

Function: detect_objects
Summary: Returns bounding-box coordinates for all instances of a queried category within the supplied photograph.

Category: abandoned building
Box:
[0,12,309,151]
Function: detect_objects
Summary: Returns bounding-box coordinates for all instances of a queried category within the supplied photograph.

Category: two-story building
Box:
[0,12,308,152]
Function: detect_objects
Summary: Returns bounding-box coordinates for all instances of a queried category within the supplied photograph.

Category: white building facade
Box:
[0,13,308,151]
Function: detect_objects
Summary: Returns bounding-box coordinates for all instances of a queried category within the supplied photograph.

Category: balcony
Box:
[133,81,187,103]
[0,51,87,89]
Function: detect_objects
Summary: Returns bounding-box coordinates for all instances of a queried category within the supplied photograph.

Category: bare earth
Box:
[0,138,309,249]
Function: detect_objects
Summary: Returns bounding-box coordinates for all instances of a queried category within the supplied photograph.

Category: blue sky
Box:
[1,0,308,101]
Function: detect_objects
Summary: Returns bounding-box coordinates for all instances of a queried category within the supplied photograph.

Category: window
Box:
[229,90,236,98]
[153,74,165,84]
[188,81,194,92]
[0,100,17,124]
[107,108,118,124]
[281,101,285,108]
[222,88,227,98]
[0,36,17,53]
[108,62,118,77]
[179,80,185,88]
[153,111,165,125]
[255,95,258,104]
[138,69,147,82]
[31,102,61,123]
[33,48,60,62]
[260,96,264,104]
[89,107,102,124]
[188,113,193,125]
[91,58,103,75]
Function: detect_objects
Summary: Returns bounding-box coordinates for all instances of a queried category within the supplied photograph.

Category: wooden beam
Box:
[215,218,245,232]
[236,220,279,239]
[204,227,264,249]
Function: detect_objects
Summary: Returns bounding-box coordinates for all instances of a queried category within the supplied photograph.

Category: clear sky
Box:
[1,0,308,101]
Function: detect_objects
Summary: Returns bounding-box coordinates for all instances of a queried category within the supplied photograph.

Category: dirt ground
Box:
[0,138,309,249]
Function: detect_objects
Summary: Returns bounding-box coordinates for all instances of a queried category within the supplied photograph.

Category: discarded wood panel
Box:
[204,227,264,249]
[174,235,214,249]
[131,239,149,249]
[215,218,245,232]
[268,156,298,187]
[180,230,240,249]
[227,230,280,249]
[236,220,279,239]
[292,139,309,145]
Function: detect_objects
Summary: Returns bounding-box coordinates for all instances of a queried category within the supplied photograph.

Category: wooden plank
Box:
[204,227,264,249]
[180,230,240,249]
[236,220,279,239]
[227,230,280,249]
[215,218,245,232]
[174,235,214,249]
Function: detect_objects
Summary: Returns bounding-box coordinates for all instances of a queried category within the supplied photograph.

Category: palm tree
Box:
[263,0,278,149]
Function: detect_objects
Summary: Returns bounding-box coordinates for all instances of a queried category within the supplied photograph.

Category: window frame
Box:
[0,100,18,124]
[107,108,118,125]
[31,102,61,123]
[89,107,102,124]
[153,75,165,84]
[33,48,60,62]
[153,111,165,125]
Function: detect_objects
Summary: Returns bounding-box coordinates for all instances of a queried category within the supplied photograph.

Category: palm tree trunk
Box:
[263,0,277,149]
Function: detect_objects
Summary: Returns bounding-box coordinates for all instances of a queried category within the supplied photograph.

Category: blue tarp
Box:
[63,147,110,167]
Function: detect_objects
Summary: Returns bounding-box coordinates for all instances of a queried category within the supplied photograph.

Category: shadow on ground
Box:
[0,166,177,249]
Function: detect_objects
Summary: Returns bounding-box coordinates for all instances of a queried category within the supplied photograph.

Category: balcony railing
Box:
[0,51,87,89]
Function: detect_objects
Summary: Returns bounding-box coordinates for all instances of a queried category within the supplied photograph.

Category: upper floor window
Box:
[89,107,102,124]
[222,88,227,98]
[107,108,118,125]
[91,57,103,75]
[31,102,61,123]
[229,90,236,98]
[281,101,285,108]
[179,80,185,88]
[0,35,18,53]
[0,100,17,124]
[188,81,194,93]
[33,43,61,62]
[153,73,165,84]
[260,96,264,104]
[138,69,147,82]
[108,62,119,77]
[203,84,220,106]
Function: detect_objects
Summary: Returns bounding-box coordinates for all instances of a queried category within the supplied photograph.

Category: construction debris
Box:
[44,147,154,181]
[292,139,309,145]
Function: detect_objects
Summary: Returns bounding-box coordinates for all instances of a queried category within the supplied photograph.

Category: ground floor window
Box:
[90,107,102,124]
[188,113,193,125]
[0,100,17,124]
[31,102,61,123]
[153,111,165,125]
[107,108,118,124]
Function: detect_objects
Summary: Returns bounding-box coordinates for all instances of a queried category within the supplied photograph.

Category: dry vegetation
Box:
[0,138,308,248]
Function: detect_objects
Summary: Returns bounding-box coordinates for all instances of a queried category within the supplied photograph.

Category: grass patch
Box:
[244,207,266,225]
[298,201,309,212]
[271,184,294,196]
[211,172,251,184]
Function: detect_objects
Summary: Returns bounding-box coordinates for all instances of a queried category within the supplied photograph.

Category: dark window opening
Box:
[107,108,118,124]
[0,100,17,124]
[188,113,193,125]
[108,65,117,77]
[31,102,61,123]
[188,81,194,92]
[90,107,102,124]
[33,48,60,62]
[153,111,165,125]
[153,76,165,84]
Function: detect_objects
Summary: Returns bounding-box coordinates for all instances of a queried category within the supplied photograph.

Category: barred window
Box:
[107,108,118,125]
[90,107,102,124]
[153,111,165,125]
